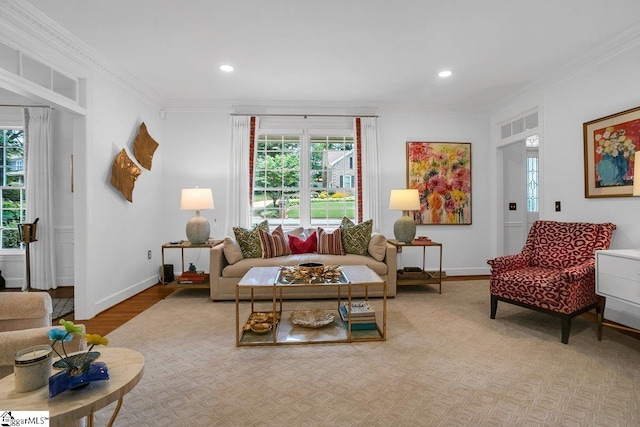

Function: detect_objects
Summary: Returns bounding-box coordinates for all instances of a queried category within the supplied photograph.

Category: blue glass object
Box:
[48,361,109,398]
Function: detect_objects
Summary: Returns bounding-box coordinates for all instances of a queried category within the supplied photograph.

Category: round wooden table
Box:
[0,347,144,427]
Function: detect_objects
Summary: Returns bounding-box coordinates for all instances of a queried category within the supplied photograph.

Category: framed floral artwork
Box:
[583,106,640,198]
[406,141,472,225]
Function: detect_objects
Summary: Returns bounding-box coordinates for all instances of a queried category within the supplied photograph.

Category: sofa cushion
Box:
[368,233,387,261]
[259,226,291,258]
[289,232,317,254]
[222,237,243,265]
[341,218,373,256]
[317,227,344,255]
[233,220,269,259]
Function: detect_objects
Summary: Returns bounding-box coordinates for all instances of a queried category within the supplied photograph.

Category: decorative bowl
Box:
[250,322,272,334]
[289,309,335,328]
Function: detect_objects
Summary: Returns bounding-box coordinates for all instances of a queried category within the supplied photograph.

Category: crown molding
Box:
[0,0,164,110]
[491,20,640,116]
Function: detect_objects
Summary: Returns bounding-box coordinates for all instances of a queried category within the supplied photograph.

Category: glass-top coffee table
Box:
[235,265,387,346]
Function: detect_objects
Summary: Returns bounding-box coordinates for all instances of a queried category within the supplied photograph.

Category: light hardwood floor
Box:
[49,285,170,336]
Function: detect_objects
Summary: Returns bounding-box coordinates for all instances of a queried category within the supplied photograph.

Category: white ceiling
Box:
[23,0,640,110]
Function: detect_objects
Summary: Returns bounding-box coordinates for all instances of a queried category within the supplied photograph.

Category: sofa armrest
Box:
[210,243,229,300]
[0,324,87,379]
[0,292,52,332]
[384,241,397,296]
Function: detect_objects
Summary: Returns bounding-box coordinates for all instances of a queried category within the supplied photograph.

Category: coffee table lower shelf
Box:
[238,309,383,346]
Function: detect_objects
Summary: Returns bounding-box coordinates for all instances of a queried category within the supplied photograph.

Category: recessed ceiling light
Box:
[219,64,234,72]
[438,70,452,78]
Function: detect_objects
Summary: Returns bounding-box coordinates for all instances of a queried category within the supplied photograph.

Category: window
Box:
[0,128,26,249]
[252,131,358,229]
[526,135,539,213]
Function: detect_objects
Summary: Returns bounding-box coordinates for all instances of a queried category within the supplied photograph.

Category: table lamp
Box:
[389,189,420,243]
[180,187,214,244]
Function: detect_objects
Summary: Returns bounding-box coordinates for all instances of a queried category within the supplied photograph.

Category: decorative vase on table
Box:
[47,319,110,398]
[49,361,109,398]
[597,153,629,187]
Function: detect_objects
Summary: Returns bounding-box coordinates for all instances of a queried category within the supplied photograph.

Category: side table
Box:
[161,240,222,296]
[0,347,144,427]
[389,239,444,293]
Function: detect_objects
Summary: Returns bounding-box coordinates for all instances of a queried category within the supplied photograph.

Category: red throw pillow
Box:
[288,232,317,254]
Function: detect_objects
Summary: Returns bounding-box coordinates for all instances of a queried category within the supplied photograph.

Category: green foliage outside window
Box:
[0,129,26,249]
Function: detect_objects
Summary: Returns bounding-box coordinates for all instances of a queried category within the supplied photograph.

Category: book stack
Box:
[176,271,209,284]
[338,301,377,331]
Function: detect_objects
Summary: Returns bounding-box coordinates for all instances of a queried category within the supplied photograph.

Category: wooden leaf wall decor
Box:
[110,149,142,202]
[133,122,159,170]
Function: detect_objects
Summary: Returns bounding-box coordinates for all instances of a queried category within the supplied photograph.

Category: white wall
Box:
[75,73,165,317]
[377,110,491,275]
[540,44,640,249]
[159,109,230,272]
[159,108,492,277]
[493,44,640,250]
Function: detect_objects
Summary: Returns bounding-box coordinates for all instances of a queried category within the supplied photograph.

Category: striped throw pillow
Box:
[258,225,291,258]
[317,227,345,255]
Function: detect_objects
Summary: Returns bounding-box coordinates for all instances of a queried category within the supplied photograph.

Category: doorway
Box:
[497,112,540,256]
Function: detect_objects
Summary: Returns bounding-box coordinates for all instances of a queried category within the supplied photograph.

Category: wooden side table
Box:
[388,239,444,293]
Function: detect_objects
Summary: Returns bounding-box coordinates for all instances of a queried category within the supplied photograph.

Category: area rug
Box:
[51,297,73,320]
[93,281,639,426]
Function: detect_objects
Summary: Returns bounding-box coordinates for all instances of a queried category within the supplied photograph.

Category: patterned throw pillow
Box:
[340,218,373,256]
[233,220,269,259]
[317,227,345,255]
[288,232,317,254]
[258,225,291,258]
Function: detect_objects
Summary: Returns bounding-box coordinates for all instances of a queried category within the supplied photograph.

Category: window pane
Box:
[0,128,25,249]
[253,135,301,227]
[526,157,539,212]
[309,135,355,227]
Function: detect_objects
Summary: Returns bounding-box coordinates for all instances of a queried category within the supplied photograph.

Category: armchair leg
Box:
[561,316,571,344]
[596,296,606,341]
[490,295,498,319]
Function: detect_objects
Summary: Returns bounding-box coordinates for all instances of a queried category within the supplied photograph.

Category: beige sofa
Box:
[209,234,397,301]
[0,292,86,379]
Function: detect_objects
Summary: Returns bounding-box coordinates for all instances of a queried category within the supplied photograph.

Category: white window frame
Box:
[252,125,358,230]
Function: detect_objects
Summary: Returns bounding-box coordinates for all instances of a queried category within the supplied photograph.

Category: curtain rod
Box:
[0,104,52,108]
[230,113,378,118]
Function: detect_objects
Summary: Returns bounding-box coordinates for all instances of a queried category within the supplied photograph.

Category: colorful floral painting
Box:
[406,142,471,225]
[583,106,640,198]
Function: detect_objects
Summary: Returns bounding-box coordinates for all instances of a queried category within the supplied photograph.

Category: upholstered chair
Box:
[487,220,616,344]
[0,292,86,378]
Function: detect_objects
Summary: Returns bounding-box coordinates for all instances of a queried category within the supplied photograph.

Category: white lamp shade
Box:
[180,188,215,210]
[389,189,420,210]
[633,152,640,196]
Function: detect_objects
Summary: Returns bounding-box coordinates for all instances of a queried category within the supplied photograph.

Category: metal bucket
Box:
[18,222,38,243]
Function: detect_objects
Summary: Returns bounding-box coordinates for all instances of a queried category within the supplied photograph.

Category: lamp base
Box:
[394,213,416,243]
[186,212,210,245]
